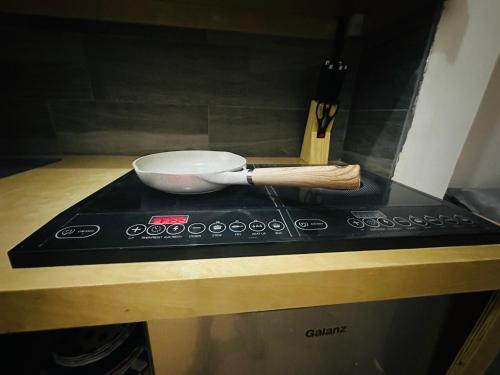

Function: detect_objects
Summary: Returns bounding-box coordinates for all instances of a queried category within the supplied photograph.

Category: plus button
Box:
[126,224,146,236]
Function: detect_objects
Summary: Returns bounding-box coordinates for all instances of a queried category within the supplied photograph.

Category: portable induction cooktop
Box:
[8,166,500,268]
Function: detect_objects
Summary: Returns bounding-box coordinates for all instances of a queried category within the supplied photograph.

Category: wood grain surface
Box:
[252,164,360,189]
[446,292,500,375]
[300,100,336,165]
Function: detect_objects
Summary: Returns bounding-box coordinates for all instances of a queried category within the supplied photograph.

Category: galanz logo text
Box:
[305,326,347,338]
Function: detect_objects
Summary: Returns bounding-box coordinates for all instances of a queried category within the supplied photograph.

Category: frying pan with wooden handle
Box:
[133,151,360,194]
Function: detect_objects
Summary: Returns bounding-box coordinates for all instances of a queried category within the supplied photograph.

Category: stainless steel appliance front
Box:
[150,295,449,374]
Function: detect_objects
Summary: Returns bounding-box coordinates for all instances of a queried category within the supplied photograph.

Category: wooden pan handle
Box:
[250,165,360,190]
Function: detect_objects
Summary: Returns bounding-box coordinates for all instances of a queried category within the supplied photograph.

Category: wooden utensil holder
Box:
[300,100,336,165]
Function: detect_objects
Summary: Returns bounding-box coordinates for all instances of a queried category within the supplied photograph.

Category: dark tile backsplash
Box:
[85,34,248,105]
[1,8,440,174]
[1,29,86,64]
[341,6,440,177]
[329,109,352,161]
[344,110,408,160]
[50,101,208,154]
[342,110,409,177]
[2,62,93,100]
[209,106,307,156]
[0,100,59,157]
[350,29,430,111]
[0,30,92,100]
[1,14,339,158]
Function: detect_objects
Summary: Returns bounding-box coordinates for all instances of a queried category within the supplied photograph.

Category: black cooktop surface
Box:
[9,168,500,267]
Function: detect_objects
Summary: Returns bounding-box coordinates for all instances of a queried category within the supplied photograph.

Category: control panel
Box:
[11,203,500,269]
[345,213,474,230]
[124,215,290,240]
[43,205,485,252]
[283,206,479,239]
[44,209,294,250]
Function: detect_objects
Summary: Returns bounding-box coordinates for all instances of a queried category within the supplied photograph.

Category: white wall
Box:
[392,0,500,197]
[449,56,500,188]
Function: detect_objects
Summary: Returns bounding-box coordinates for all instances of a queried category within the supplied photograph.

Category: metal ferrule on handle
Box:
[202,169,251,186]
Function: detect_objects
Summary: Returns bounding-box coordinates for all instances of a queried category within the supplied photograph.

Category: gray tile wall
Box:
[1,14,349,159]
[328,38,364,161]
[341,8,440,177]
[1,10,439,170]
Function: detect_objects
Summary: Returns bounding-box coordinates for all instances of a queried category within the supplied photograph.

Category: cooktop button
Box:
[409,216,427,226]
[454,215,474,224]
[424,215,443,225]
[363,218,379,228]
[393,217,411,226]
[167,224,185,235]
[378,218,395,227]
[439,215,459,225]
[209,222,226,234]
[147,224,165,235]
[56,225,101,239]
[347,218,364,229]
[249,220,266,232]
[126,224,147,236]
[188,223,206,234]
[229,221,246,233]
[295,219,328,231]
[268,220,285,231]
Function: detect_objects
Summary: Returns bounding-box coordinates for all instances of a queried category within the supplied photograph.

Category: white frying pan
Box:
[133,150,360,194]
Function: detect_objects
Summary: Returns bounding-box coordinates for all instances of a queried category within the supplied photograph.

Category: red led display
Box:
[149,215,189,224]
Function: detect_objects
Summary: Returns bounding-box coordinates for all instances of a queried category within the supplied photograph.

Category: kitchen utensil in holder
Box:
[300,100,337,165]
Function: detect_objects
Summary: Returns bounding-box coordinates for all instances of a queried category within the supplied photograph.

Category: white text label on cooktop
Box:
[295,219,328,231]
[56,225,100,239]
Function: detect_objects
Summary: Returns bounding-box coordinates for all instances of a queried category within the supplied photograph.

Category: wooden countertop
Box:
[1,156,499,334]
